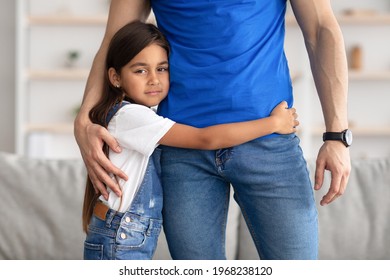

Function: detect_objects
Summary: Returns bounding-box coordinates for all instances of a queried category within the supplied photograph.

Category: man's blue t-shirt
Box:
[152,0,292,129]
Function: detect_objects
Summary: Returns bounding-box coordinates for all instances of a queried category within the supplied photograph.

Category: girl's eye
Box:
[158,67,169,72]
[135,69,147,74]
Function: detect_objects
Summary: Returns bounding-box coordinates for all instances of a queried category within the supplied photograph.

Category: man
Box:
[74,0,350,259]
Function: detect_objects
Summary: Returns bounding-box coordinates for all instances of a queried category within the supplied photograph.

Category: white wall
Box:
[0,0,16,152]
[2,0,390,158]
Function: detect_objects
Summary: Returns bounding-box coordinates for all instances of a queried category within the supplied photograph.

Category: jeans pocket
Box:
[116,228,147,249]
[115,227,162,260]
[84,241,103,260]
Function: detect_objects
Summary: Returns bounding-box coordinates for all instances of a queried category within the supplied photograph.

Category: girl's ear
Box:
[108,67,121,88]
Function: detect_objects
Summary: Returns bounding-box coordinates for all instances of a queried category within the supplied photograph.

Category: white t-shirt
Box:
[99,103,175,212]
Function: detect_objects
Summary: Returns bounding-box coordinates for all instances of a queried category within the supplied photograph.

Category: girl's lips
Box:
[145,90,161,96]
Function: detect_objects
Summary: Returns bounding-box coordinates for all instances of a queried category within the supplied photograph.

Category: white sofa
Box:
[0,151,389,260]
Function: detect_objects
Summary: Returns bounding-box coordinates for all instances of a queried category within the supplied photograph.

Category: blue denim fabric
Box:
[160,134,318,260]
[84,149,163,260]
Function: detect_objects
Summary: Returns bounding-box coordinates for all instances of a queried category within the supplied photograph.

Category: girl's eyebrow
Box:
[129,61,169,68]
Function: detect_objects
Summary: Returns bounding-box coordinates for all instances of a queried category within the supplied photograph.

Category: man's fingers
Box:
[320,170,342,206]
[315,142,351,206]
[319,162,350,206]
[322,168,348,205]
[100,127,122,153]
[89,154,123,197]
[314,161,325,191]
[96,168,122,197]
[86,167,109,199]
[90,126,127,181]
[84,146,124,197]
[82,123,127,199]
[94,148,128,182]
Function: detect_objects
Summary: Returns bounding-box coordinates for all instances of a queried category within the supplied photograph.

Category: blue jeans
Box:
[84,149,163,260]
[160,134,318,260]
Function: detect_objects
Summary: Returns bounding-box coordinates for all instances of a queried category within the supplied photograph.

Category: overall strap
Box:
[106,101,130,124]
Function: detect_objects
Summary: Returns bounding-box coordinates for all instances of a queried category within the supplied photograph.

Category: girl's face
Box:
[109,43,169,107]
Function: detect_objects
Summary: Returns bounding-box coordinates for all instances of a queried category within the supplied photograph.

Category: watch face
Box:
[345,129,353,145]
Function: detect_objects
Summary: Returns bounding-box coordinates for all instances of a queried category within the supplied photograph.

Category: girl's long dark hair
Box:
[82,21,170,233]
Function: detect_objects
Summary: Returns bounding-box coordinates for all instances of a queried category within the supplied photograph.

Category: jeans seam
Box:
[234,191,262,258]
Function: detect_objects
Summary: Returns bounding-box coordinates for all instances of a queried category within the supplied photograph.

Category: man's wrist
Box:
[74,109,92,136]
[323,129,353,147]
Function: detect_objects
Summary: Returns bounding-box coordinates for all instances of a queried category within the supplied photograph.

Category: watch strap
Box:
[322,132,343,141]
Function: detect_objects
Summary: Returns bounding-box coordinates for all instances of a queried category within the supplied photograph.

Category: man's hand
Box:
[75,122,128,200]
[314,141,351,206]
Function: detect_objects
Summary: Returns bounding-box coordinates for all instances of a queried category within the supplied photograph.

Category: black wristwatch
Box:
[323,129,353,147]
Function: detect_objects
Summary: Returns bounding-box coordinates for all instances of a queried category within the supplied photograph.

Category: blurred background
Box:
[1,0,390,160]
[1,0,390,261]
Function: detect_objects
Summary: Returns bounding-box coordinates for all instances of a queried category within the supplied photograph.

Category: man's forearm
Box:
[74,42,108,130]
[307,18,349,132]
[291,0,349,132]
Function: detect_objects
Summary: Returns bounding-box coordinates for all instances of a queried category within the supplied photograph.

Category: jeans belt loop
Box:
[146,219,155,236]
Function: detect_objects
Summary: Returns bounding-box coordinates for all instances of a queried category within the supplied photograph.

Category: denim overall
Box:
[84,102,163,260]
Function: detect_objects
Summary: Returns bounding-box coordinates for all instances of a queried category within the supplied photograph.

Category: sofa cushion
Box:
[314,158,390,259]
[0,152,87,259]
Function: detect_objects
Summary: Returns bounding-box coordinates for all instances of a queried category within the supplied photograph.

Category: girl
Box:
[82,21,299,260]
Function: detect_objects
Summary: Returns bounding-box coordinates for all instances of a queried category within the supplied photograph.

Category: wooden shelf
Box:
[26,123,74,134]
[337,13,390,25]
[286,13,390,25]
[28,69,89,80]
[350,126,390,136]
[311,126,390,136]
[349,71,390,81]
[27,15,108,25]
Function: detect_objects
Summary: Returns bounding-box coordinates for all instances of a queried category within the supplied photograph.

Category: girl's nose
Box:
[148,72,160,85]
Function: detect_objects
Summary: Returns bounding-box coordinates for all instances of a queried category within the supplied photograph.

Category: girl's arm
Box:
[159,101,298,149]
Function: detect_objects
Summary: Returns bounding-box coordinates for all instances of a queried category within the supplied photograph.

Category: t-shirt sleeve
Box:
[109,104,175,156]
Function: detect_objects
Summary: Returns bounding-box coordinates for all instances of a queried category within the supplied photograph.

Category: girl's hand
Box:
[270,101,299,134]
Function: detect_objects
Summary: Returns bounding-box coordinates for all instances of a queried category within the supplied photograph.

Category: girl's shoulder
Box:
[114,102,160,125]
[118,102,156,114]
[110,102,171,133]
[107,101,152,124]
